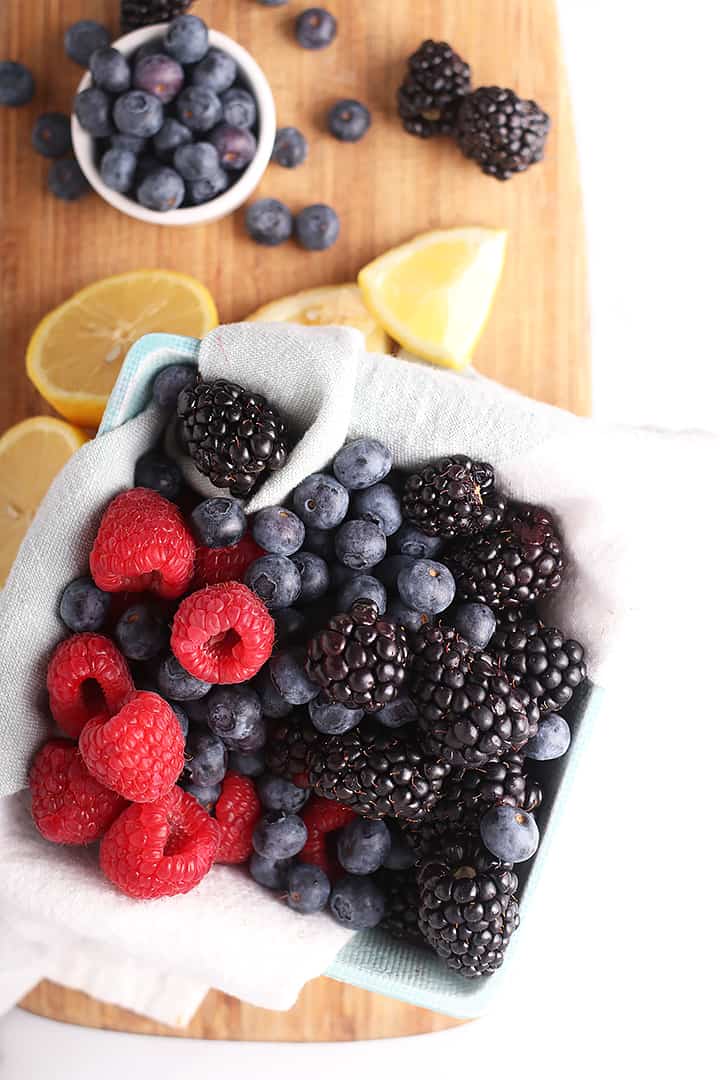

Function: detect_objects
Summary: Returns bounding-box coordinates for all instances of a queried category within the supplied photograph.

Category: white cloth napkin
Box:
[0,323,715,1025]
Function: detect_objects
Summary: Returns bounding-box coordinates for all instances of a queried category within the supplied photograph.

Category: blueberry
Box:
[192,48,237,94]
[59,576,110,632]
[289,552,329,603]
[524,713,571,761]
[176,86,222,132]
[245,198,293,246]
[292,473,349,529]
[209,124,257,171]
[272,126,308,168]
[152,363,195,407]
[134,449,182,498]
[480,805,540,863]
[308,695,362,735]
[374,690,419,728]
[451,602,496,649]
[335,520,386,571]
[228,747,266,777]
[245,554,301,609]
[173,140,220,180]
[74,87,113,137]
[337,818,390,875]
[157,653,211,700]
[137,167,185,211]
[133,53,184,104]
[184,696,210,727]
[99,148,136,193]
[191,497,246,548]
[153,117,192,161]
[329,875,385,929]
[254,668,294,719]
[273,607,307,647]
[0,61,34,107]
[295,8,337,50]
[180,778,221,810]
[189,169,230,204]
[206,685,265,750]
[257,0,288,5]
[185,729,228,786]
[382,827,417,870]
[337,574,386,614]
[221,87,257,129]
[256,773,309,813]
[165,14,209,65]
[393,522,444,559]
[252,506,305,556]
[327,99,371,143]
[286,863,331,914]
[115,604,169,661]
[397,559,455,614]
[170,703,189,738]
[351,483,401,536]
[111,132,147,155]
[114,90,164,138]
[64,20,110,66]
[270,649,320,705]
[134,41,168,64]
[249,852,292,890]
[294,204,339,252]
[31,113,71,159]
[252,810,307,859]
[89,47,131,94]
[386,597,433,633]
[301,527,336,561]
[333,438,392,491]
[48,157,90,201]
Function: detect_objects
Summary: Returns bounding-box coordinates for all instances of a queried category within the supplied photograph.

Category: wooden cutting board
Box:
[3,0,588,1041]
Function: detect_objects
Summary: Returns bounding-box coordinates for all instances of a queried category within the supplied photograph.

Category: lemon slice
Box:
[26,270,219,428]
[246,283,392,354]
[0,416,87,585]
[358,227,507,370]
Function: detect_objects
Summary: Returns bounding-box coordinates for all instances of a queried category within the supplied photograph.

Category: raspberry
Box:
[100,785,219,899]
[193,534,265,589]
[79,691,185,802]
[29,739,126,844]
[47,632,134,738]
[298,796,356,880]
[90,488,195,600]
[171,582,274,684]
[214,772,262,863]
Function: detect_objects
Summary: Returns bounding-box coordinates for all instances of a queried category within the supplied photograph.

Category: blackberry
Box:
[455,86,551,181]
[265,714,320,786]
[307,721,450,823]
[491,610,587,712]
[177,377,289,498]
[401,456,505,539]
[121,0,195,30]
[445,503,565,609]
[305,599,409,713]
[397,40,471,138]
[417,838,520,977]
[376,869,425,945]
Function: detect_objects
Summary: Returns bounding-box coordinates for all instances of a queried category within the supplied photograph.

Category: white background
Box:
[2,2,718,1077]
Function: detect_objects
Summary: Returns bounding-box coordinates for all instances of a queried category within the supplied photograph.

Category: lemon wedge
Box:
[246,283,392,354]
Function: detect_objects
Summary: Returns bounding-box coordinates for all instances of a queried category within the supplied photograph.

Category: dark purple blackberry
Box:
[445,503,565,609]
[397,40,471,138]
[305,599,409,713]
[265,714,320,786]
[307,721,450,823]
[417,838,520,977]
[454,86,551,181]
[121,0,195,30]
[401,456,505,538]
[177,377,289,498]
[376,869,425,945]
[491,610,587,712]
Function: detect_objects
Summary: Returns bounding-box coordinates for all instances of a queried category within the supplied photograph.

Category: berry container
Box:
[71,26,276,227]
[100,331,599,1019]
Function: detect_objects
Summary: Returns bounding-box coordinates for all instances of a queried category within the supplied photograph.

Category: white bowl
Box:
[71,25,276,226]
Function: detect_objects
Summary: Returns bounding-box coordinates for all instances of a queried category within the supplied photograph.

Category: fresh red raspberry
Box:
[171,582,274,684]
[90,488,195,600]
[29,739,126,844]
[298,797,356,881]
[193,535,265,589]
[47,633,134,738]
[79,691,184,803]
[214,772,262,863]
[100,786,219,899]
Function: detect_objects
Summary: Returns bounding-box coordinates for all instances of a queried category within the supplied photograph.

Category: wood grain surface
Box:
[3,0,588,1042]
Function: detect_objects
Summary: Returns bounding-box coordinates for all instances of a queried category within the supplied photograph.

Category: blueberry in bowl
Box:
[70,15,276,225]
